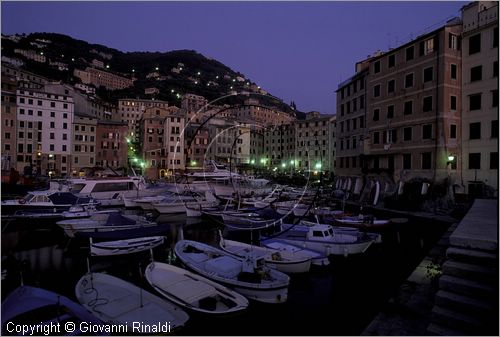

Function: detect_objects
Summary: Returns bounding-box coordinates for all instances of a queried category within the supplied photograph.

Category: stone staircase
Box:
[427,199,498,336]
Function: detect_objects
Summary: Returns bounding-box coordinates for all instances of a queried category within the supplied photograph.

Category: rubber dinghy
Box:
[145,262,249,314]
[75,273,189,333]
[175,240,290,304]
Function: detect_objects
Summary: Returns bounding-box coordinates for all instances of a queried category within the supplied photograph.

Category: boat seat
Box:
[187,253,210,264]
[151,273,216,303]
[92,284,141,318]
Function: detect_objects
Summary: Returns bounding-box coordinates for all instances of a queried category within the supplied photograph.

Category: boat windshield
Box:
[70,183,86,193]
[328,228,334,236]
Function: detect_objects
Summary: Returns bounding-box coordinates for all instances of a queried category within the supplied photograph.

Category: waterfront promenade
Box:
[363,199,498,336]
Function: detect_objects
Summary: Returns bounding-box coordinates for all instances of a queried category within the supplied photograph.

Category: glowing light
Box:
[140,162,146,168]
[106,65,110,69]
[48,154,54,158]
[216,76,219,79]
[130,146,134,150]
[197,71,201,75]
[155,67,159,71]
[171,89,175,93]
[133,158,138,163]
[448,155,455,161]
[281,163,286,168]
[71,58,75,61]
[290,160,295,165]
[191,161,197,166]
[37,152,41,156]
[250,159,255,164]
[40,52,44,55]
[315,162,322,169]
[260,158,266,164]
[195,81,198,84]
[132,69,135,72]
[126,138,131,144]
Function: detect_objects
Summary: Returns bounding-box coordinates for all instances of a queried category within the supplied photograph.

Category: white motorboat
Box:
[219,236,311,273]
[90,236,164,256]
[175,240,290,304]
[1,190,96,215]
[152,191,219,214]
[145,262,249,315]
[57,210,156,238]
[58,176,170,207]
[263,222,381,257]
[260,238,330,266]
[75,273,189,333]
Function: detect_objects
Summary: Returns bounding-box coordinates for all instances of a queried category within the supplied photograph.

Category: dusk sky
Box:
[2,1,466,114]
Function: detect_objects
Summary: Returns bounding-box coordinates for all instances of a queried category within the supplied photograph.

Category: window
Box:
[493,90,498,108]
[374,61,380,73]
[373,131,380,144]
[404,101,413,115]
[470,94,482,110]
[450,96,457,111]
[424,67,433,82]
[19,108,25,115]
[450,124,457,139]
[422,152,432,169]
[405,73,414,88]
[50,102,56,108]
[63,103,68,109]
[469,33,481,55]
[423,38,434,54]
[38,111,42,116]
[37,100,42,106]
[388,54,395,68]
[449,33,460,50]
[50,144,54,151]
[492,120,498,138]
[469,122,481,139]
[359,95,364,109]
[387,79,395,93]
[63,113,68,119]
[494,61,499,77]
[340,104,344,116]
[490,152,498,169]
[62,134,67,140]
[18,132,24,139]
[423,96,433,112]
[403,154,412,169]
[469,153,481,169]
[359,116,364,128]
[470,65,482,82]
[373,85,380,97]
[451,64,457,80]
[423,124,433,139]
[62,145,67,152]
[18,144,23,153]
[403,127,412,141]
[387,105,394,119]
[373,109,380,121]
[405,46,414,61]
[5,132,10,139]
[50,122,55,128]
[50,133,55,140]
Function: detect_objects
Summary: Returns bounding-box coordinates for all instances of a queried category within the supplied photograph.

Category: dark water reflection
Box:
[1,211,449,336]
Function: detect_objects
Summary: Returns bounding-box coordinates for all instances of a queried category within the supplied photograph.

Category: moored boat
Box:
[90,236,165,256]
[145,262,249,315]
[75,273,189,333]
[259,238,330,267]
[175,240,290,304]
[219,236,311,273]
[2,285,106,336]
[263,222,381,257]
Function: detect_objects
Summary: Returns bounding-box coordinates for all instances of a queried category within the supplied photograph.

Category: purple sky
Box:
[2,1,466,114]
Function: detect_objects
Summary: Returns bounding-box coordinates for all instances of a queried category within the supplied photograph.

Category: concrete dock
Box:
[362,199,498,336]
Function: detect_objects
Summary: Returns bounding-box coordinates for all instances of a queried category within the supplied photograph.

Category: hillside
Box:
[2,32,299,115]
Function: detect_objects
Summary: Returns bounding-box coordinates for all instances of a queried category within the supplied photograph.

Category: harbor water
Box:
[1,210,450,335]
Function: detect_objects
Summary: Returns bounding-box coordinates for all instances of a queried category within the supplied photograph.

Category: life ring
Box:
[18,198,26,204]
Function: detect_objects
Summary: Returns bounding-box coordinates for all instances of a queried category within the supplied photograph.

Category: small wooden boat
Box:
[259,238,330,266]
[333,216,391,230]
[90,236,165,256]
[75,273,189,333]
[145,262,249,314]
[2,286,106,336]
[221,212,281,230]
[219,236,311,273]
[175,240,290,304]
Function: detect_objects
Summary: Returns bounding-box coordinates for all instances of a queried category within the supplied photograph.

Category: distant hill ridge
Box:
[2,32,303,117]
